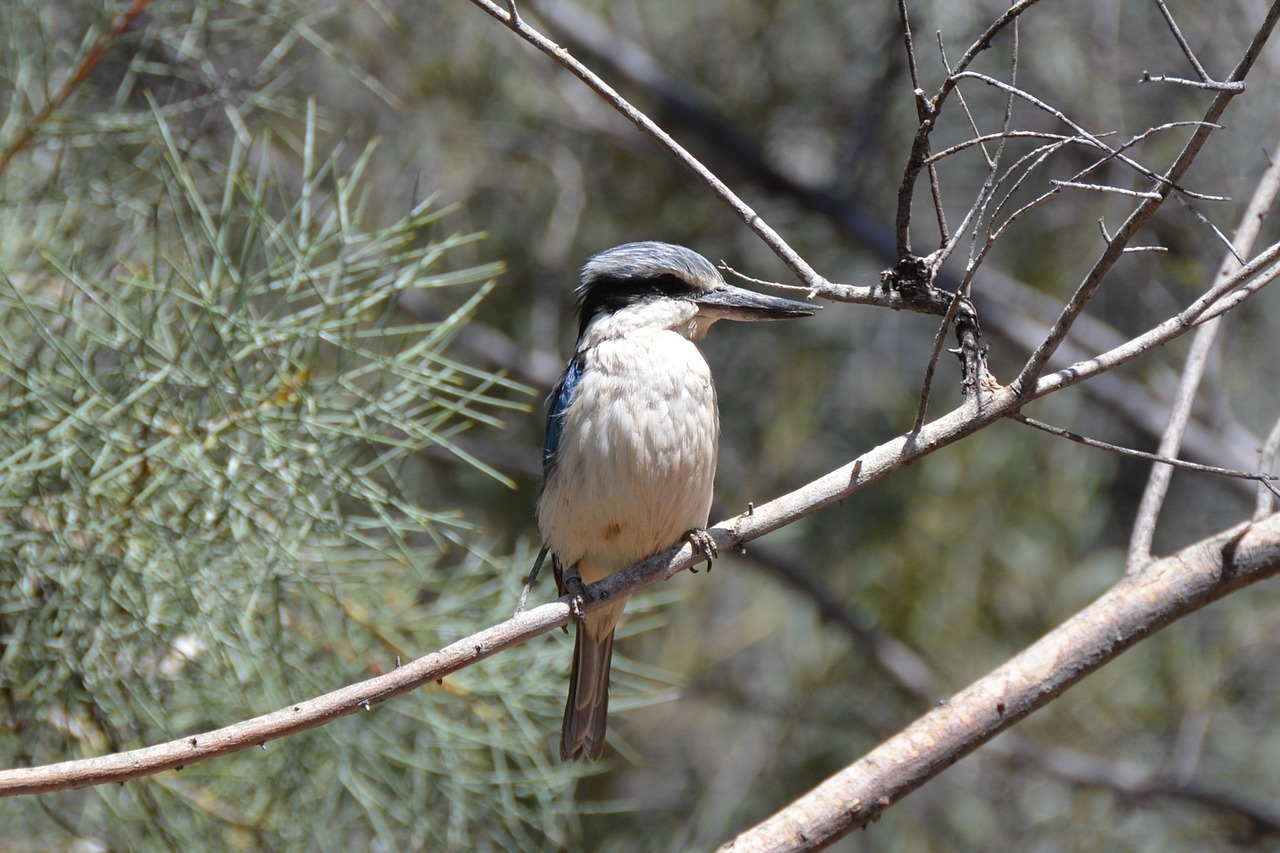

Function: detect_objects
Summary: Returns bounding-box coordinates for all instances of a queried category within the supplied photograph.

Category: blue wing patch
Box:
[543,353,584,471]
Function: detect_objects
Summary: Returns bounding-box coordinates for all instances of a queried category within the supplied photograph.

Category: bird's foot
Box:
[684,528,718,573]
[564,570,589,622]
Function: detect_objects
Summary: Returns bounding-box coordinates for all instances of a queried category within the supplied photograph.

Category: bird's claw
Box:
[565,572,589,623]
[684,528,718,573]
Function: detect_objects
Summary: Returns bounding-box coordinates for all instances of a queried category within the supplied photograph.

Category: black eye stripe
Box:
[576,274,698,337]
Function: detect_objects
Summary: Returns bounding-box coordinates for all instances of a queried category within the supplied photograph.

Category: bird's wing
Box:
[543,351,584,472]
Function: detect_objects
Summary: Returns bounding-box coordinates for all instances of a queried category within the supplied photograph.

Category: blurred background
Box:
[2,0,1280,849]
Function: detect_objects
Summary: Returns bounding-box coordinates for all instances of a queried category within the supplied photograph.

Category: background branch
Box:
[721,512,1280,852]
[1128,140,1280,569]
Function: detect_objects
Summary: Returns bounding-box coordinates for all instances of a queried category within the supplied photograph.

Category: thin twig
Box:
[1150,0,1231,87]
[967,122,1214,280]
[719,265,812,294]
[1014,0,1280,393]
[515,544,549,614]
[1053,181,1162,198]
[953,72,1221,199]
[921,130,1076,166]
[923,32,951,245]
[465,0,826,294]
[1141,71,1245,92]
[1014,414,1279,490]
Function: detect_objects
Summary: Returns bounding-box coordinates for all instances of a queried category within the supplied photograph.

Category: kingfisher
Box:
[537,241,817,761]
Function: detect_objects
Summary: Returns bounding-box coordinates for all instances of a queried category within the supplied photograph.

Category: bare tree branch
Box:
[747,522,1280,840]
[1147,0,1245,91]
[1128,140,1280,570]
[465,0,827,294]
[720,512,1280,852]
[1014,0,1280,392]
[526,0,1266,476]
[0,594,576,795]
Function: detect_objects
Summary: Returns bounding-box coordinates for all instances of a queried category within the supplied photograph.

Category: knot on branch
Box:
[951,297,988,399]
[880,255,934,301]
[881,255,989,398]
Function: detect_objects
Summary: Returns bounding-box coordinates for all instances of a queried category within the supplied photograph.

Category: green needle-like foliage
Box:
[0,3,588,849]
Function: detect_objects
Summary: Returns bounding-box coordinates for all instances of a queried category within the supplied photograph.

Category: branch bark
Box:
[1014,0,1280,391]
[0,386,1017,794]
[720,512,1280,852]
[10,0,1274,809]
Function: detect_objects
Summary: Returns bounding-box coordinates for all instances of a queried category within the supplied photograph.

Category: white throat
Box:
[580,299,717,348]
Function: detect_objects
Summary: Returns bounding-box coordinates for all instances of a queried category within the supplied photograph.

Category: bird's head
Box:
[574,241,818,342]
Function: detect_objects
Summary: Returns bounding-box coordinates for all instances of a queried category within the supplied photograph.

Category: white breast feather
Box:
[537,328,719,586]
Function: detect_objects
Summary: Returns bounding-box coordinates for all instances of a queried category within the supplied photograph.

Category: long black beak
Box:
[693,284,819,322]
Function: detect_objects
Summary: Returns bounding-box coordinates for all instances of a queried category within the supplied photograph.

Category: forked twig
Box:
[1142,0,1245,91]
[894,0,1047,257]
[1015,0,1280,394]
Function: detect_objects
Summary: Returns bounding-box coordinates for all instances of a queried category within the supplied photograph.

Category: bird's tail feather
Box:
[561,625,615,761]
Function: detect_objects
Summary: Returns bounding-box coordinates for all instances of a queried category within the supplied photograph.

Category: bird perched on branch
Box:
[536,241,817,761]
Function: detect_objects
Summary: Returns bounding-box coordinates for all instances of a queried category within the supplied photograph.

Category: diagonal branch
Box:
[1013,0,1280,393]
[720,512,1280,852]
[1128,140,1280,570]
[465,0,826,293]
[1143,0,1245,91]
[0,384,1025,795]
[0,594,575,795]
